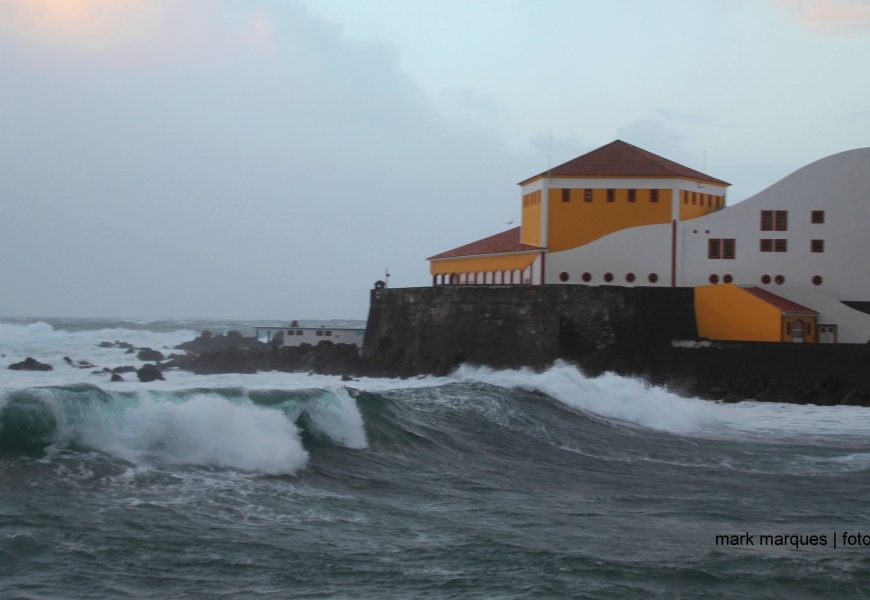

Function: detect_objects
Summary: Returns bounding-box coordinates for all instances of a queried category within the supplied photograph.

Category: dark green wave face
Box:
[3,380,870,599]
[0,394,58,454]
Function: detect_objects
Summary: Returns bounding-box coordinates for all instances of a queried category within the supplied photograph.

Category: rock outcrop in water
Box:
[7,357,53,371]
[137,364,165,382]
[167,342,362,376]
[136,348,165,362]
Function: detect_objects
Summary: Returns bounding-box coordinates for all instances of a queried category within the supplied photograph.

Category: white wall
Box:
[545,222,672,286]
[679,147,870,301]
[284,328,365,348]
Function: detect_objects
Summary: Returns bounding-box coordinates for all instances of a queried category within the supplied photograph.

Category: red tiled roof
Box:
[428,227,541,260]
[519,140,730,186]
[743,287,817,315]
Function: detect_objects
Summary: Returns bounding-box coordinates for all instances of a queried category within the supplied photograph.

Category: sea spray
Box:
[299,388,368,449]
[453,362,720,433]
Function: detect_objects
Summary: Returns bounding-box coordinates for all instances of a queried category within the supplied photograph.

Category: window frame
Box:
[708,238,722,259]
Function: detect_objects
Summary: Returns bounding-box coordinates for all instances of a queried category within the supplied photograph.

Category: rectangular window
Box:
[316,331,323,336]
[775,210,788,231]
[296,330,303,335]
[774,239,788,252]
[723,238,736,259]
[584,189,593,202]
[691,193,696,206]
[650,189,659,203]
[708,239,722,259]
[812,210,825,224]
[683,191,688,204]
[628,189,636,203]
[562,188,571,202]
[287,330,294,335]
[760,239,773,252]
[607,189,615,202]
[811,239,824,253]
[325,331,332,336]
[761,210,773,231]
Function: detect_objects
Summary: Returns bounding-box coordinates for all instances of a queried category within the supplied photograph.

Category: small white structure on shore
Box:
[255,321,366,349]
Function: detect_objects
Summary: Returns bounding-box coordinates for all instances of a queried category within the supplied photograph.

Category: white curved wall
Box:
[546,222,672,286]
[679,147,870,301]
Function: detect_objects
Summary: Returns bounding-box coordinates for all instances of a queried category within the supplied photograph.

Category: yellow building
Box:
[429,139,728,286]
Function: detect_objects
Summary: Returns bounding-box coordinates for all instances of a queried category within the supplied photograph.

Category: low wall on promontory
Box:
[361,285,697,376]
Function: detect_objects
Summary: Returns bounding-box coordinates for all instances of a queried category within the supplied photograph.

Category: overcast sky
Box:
[1,0,869,320]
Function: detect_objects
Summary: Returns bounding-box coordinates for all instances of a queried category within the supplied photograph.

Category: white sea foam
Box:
[34,389,309,475]
[303,388,368,449]
[451,362,870,441]
[453,362,719,434]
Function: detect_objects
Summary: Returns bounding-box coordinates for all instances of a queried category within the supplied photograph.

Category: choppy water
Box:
[2,319,870,598]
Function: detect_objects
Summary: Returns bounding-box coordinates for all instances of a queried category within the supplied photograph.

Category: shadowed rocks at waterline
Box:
[7,357,53,371]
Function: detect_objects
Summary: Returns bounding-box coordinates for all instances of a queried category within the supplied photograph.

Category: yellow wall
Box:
[521,190,542,246]
[694,285,783,342]
[430,252,537,275]
[679,190,723,221]
[546,188,672,252]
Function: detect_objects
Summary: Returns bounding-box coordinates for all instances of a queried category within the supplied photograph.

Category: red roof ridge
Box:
[519,139,730,186]
[428,227,542,260]
[742,286,818,314]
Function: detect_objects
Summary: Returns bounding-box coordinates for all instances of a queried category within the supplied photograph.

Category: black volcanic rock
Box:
[176,330,265,354]
[137,348,165,362]
[8,357,53,371]
[112,365,137,374]
[137,364,165,382]
[111,373,124,382]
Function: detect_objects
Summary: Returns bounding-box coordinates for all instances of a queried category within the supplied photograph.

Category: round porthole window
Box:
[625,273,636,283]
[559,271,569,282]
[812,275,823,286]
[709,274,720,284]
[603,272,614,283]
[582,272,592,282]
[761,274,771,284]
[723,274,733,284]
[775,275,785,285]
[648,273,659,283]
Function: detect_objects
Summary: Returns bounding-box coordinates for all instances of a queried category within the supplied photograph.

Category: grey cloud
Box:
[0,2,537,319]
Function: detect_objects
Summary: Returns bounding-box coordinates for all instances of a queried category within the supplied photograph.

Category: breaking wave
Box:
[0,385,367,474]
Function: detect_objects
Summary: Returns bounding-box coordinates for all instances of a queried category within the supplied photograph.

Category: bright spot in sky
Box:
[4,0,146,40]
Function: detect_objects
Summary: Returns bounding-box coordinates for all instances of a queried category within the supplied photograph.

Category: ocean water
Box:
[2,320,870,598]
